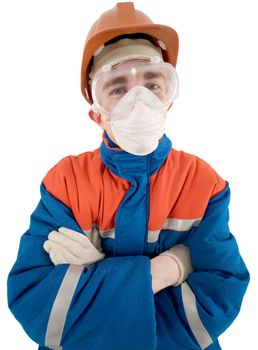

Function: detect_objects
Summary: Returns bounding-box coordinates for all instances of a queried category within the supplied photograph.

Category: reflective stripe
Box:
[163,218,202,232]
[83,229,92,240]
[147,230,161,242]
[87,218,202,243]
[148,218,202,242]
[45,265,84,349]
[181,282,213,349]
[99,228,115,239]
[84,227,115,239]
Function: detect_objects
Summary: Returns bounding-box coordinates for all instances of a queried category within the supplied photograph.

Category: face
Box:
[89,58,175,145]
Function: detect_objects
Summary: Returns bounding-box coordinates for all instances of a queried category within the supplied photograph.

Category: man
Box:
[7,3,249,350]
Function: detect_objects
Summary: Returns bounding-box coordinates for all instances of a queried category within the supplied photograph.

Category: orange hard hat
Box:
[80,2,179,104]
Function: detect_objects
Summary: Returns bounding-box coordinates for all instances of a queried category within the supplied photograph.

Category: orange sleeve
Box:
[42,156,73,209]
[195,156,227,199]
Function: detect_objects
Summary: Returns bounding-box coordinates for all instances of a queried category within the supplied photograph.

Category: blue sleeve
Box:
[155,183,250,350]
[7,183,157,350]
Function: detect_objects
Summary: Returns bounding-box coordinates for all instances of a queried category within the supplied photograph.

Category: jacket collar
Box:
[100,130,172,180]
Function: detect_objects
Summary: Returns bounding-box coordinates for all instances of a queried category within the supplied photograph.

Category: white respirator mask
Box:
[105,85,167,155]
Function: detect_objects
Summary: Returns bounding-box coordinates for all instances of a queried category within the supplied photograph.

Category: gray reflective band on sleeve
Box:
[164,218,202,231]
[88,218,202,244]
[147,218,202,242]
[181,282,213,349]
[45,264,85,349]
[147,229,161,242]
[99,228,115,239]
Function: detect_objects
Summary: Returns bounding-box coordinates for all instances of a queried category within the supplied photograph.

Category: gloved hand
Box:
[43,226,106,266]
[150,254,180,294]
[151,244,193,294]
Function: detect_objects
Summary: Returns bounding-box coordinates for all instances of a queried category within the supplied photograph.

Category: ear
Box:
[88,109,103,127]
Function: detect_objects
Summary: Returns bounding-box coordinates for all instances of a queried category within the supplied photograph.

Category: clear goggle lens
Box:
[91,59,179,115]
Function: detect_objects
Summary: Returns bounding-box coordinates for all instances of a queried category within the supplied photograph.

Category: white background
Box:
[1,0,257,348]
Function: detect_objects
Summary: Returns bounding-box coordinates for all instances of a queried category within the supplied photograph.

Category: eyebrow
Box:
[103,76,128,90]
[143,71,166,80]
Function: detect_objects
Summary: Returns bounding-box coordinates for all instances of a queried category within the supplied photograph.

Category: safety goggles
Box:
[91,58,179,115]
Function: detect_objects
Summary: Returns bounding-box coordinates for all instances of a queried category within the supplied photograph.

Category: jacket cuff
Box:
[160,244,193,286]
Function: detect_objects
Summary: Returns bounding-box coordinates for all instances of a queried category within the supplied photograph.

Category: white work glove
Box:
[151,244,193,294]
[43,226,105,266]
[150,254,180,294]
[159,244,193,286]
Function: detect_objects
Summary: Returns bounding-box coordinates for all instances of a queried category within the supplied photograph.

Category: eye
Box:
[145,83,161,92]
[109,87,128,97]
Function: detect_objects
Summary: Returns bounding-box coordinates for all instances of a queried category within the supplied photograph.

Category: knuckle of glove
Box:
[43,240,51,253]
